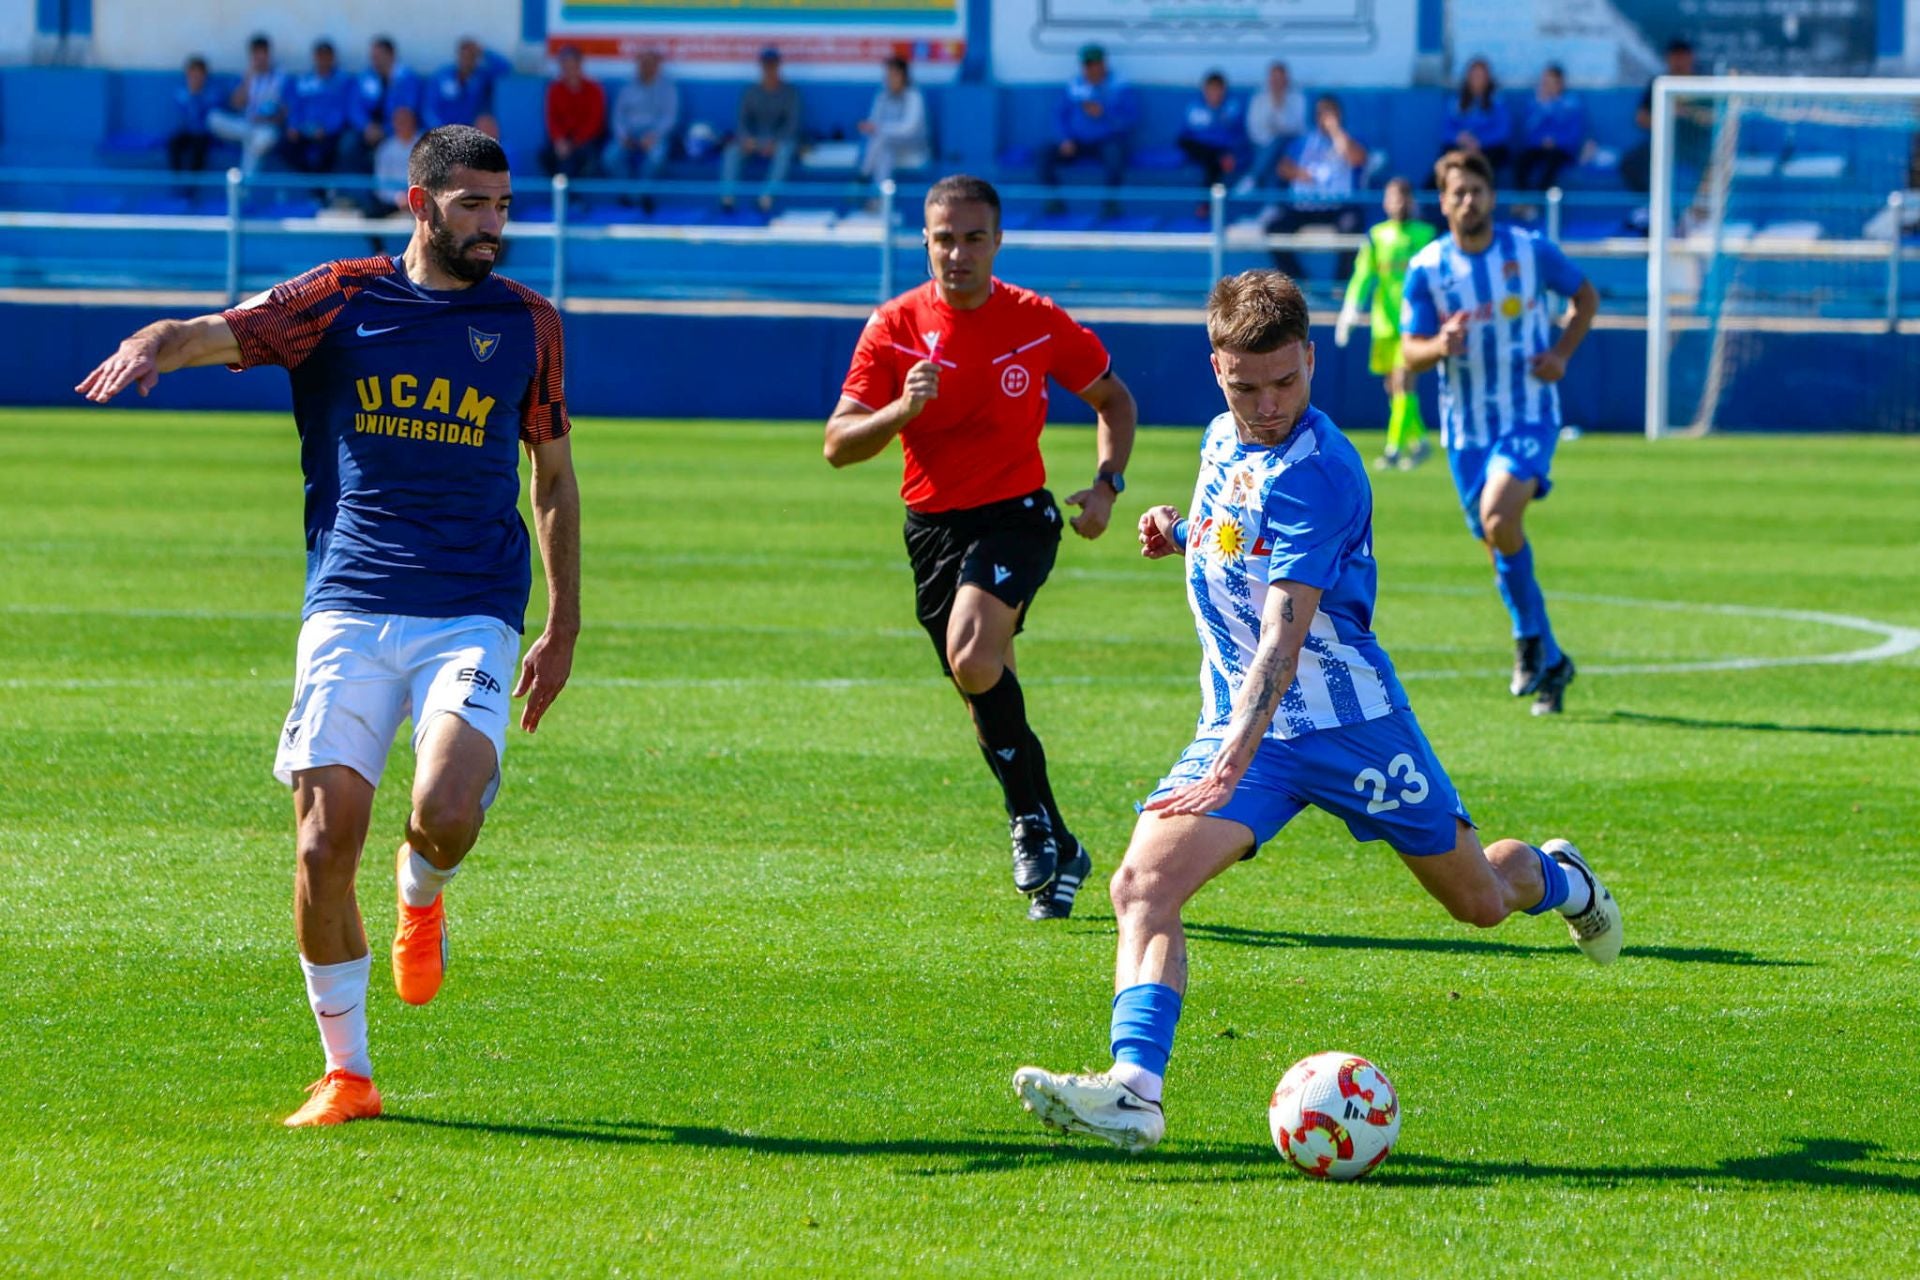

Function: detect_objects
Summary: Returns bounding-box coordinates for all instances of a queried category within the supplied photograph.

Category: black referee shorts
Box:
[902,488,1064,675]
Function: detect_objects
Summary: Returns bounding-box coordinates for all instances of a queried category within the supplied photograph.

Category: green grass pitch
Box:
[2,408,1917,1277]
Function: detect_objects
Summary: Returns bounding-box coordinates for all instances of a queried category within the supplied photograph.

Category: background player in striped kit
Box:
[1011,270,1619,1153]
[1400,149,1599,715]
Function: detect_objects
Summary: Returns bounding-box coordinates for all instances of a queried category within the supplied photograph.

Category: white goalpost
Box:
[1645,75,1920,438]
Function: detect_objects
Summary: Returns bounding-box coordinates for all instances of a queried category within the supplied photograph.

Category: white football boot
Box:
[1543,838,1622,965]
[1012,1067,1165,1153]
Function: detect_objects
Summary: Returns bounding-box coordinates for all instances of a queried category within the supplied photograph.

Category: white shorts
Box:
[274,611,521,805]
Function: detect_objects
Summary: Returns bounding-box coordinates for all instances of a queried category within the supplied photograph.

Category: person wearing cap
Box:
[721,46,803,214]
[1038,45,1137,215]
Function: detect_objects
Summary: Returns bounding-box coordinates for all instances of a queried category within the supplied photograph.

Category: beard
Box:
[425,205,501,284]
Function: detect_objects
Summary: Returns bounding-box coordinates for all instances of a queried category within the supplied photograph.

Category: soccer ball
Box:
[1268,1051,1400,1181]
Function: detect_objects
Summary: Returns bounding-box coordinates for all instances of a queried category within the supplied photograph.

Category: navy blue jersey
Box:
[224,255,569,632]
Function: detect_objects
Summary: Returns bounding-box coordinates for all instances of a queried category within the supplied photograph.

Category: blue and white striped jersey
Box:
[1183,407,1408,742]
[1400,224,1587,450]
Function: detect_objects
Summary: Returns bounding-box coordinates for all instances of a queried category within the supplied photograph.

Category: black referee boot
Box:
[1009,812,1059,895]
[1027,838,1092,921]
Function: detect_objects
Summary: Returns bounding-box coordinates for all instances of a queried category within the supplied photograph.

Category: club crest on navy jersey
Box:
[469,326,502,363]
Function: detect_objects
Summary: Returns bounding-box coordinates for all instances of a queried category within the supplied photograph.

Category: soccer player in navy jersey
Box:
[1401,148,1600,715]
[76,126,580,1127]
[1011,271,1619,1153]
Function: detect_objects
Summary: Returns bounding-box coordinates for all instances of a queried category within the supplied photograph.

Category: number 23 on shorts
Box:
[1353,753,1430,815]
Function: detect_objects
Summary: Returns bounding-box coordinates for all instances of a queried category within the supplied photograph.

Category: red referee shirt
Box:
[840,278,1111,513]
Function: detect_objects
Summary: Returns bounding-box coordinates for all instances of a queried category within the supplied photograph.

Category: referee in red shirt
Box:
[825,174,1138,921]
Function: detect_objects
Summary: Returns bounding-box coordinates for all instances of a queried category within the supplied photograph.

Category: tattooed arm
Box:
[1146,579,1324,817]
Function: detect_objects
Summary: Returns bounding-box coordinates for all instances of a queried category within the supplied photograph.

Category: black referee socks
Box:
[966,669,1045,818]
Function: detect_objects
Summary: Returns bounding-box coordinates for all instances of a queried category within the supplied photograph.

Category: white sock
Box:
[1558,863,1595,917]
[301,953,372,1079]
[398,845,458,909]
[1107,1060,1164,1104]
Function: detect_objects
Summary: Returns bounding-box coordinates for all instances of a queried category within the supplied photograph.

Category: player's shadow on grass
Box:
[1180,922,1809,968]
[1602,710,1920,738]
[1372,1137,1920,1193]
[381,1113,1269,1174]
[381,1118,1916,1191]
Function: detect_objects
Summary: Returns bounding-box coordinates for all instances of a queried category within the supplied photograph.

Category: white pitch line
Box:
[2,595,1916,692]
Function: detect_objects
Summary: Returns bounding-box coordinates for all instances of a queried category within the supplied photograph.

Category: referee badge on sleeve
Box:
[469,327,502,363]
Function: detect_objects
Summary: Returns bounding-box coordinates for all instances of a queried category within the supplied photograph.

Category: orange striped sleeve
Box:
[503,278,571,444]
[222,260,369,370]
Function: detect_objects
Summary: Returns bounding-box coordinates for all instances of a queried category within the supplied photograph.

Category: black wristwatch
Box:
[1096,470,1126,495]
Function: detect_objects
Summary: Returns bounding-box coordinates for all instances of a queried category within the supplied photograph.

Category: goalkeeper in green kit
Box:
[1335,177,1437,470]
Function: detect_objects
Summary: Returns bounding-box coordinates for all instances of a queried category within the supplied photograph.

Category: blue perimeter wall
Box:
[5,302,1656,431]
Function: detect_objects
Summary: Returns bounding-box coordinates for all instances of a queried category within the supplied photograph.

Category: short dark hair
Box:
[185,55,209,74]
[372,36,396,56]
[313,39,335,57]
[1203,71,1226,88]
[557,44,583,61]
[1385,175,1414,196]
[884,55,909,79]
[1207,270,1309,353]
[409,125,510,192]
[1433,147,1495,191]
[925,174,1000,222]
[1667,36,1694,55]
[248,34,271,53]
[1544,61,1566,80]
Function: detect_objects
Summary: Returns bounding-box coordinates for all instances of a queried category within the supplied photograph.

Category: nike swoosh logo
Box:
[462,697,487,711]
[318,1005,358,1019]
[356,323,400,337]
[1114,1094,1157,1112]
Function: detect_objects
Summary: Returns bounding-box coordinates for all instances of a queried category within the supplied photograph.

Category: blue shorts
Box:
[1144,711,1471,858]
[1448,423,1559,539]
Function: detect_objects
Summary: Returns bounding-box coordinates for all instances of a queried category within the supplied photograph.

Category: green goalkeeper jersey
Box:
[1342,217,1438,337]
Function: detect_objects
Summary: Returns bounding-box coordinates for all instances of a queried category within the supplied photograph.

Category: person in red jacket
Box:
[542,45,606,179]
[825,174,1139,922]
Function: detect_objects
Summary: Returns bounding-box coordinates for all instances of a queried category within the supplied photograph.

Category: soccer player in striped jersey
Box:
[1011,270,1619,1153]
[1400,148,1598,714]
[76,126,580,1127]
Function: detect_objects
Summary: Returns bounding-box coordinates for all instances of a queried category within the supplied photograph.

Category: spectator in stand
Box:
[282,39,352,175]
[1621,38,1703,193]
[541,45,606,179]
[340,36,423,178]
[720,47,802,215]
[1038,44,1137,214]
[207,34,287,175]
[425,37,512,129]
[1238,60,1307,194]
[1515,64,1589,191]
[1176,70,1244,194]
[1438,57,1511,183]
[605,49,679,205]
[1266,94,1369,281]
[168,56,218,176]
[370,104,420,214]
[858,56,929,189]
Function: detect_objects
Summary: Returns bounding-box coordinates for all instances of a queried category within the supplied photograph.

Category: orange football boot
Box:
[283,1069,382,1127]
[392,842,449,1006]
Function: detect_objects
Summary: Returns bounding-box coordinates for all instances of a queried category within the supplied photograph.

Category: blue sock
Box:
[1524,844,1571,915]
[1110,983,1183,1076]
[1493,542,1562,666]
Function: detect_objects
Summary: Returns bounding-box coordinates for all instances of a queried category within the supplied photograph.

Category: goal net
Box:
[1645,76,1920,437]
